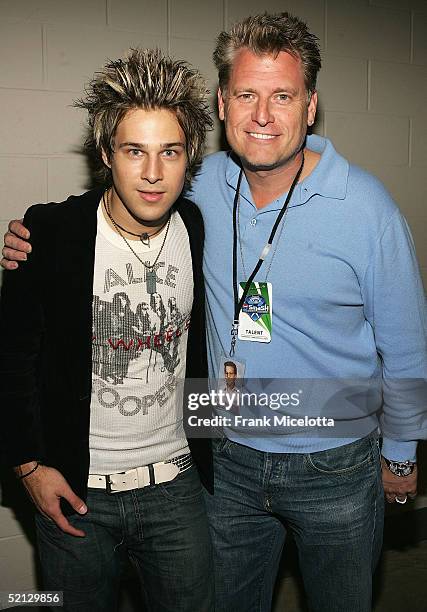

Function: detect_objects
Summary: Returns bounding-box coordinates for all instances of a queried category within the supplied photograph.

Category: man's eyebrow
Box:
[118,142,144,148]
[272,87,300,96]
[232,87,257,94]
[161,141,185,148]
[272,86,298,94]
[118,141,185,149]
[232,86,299,95]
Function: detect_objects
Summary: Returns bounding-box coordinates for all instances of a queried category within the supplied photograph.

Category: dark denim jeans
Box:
[35,465,214,612]
[205,433,384,612]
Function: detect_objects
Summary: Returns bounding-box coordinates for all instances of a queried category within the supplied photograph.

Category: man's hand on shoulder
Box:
[381,457,417,504]
[1,219,31,270]
[15,462,87,537]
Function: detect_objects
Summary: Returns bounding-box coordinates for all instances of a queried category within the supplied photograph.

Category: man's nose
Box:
[141,155,163,183]
[252,99,274,126]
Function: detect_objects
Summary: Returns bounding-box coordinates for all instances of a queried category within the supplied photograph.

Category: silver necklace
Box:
[103,193,169,246]
[102,191,171,294]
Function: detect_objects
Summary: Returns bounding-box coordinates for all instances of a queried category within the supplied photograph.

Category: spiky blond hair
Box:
[75,48,212,185]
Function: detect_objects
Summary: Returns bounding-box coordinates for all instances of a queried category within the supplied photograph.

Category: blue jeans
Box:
[204,433,384,612]
[35,465,214,612]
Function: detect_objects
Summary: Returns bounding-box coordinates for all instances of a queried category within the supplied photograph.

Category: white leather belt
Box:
[88,453,192,494]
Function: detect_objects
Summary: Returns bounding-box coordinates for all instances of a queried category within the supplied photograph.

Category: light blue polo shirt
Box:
[189,135,426,460]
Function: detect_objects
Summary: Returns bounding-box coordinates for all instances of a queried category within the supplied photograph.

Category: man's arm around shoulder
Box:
[1,200,60,269]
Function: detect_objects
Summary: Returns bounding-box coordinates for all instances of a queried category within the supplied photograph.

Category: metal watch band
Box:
[383,457,416,477]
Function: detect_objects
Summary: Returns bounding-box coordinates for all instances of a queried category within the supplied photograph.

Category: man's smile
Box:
[247,132,278,140]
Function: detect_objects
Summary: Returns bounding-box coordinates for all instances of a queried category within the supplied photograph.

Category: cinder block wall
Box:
[0,0,426,592]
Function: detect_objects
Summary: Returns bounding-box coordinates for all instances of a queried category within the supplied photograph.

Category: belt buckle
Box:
[106,469,139,493]
[105,474,118,494]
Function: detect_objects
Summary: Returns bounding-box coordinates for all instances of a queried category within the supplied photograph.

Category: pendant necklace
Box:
[102,190,171,294]
[103,192,169,246]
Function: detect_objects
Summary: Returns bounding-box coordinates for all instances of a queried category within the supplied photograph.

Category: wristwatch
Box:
[383,457,416,477]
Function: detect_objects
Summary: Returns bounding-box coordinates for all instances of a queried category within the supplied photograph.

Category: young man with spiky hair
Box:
[0,48,213,612]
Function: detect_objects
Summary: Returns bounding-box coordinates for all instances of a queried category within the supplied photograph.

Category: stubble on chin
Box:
[239,156,288,173]
[239,151,303,174]
[238,140,306,175]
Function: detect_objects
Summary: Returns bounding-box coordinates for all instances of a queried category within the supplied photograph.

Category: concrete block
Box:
[325,111,409,166]
[407,167,427,216]
[206,116,224,155]
[0,0,108,26]
[369,0,427,12]
[287,0,325,50]
[227,0,291,25]
[370,61,427,116]
[46,23,166,92]
[405,214,427,268]
[0,89,85,156]
[0,535,38,591]
[0,507,25,539]
[108,0,167,36]
[0,158,47,220]
[413,13,427,65]
[411,117,427,167]
[350,167,426,269]
[0,23,43,89]
[362,165,409,208]
[317,56,367,112]
[47,156,92,203]
[312,110,325,137]
[170,0,223,41]
[327,0,411,62]
[170,38,218,93]
[206,130,223,156]
[0,222,8,244]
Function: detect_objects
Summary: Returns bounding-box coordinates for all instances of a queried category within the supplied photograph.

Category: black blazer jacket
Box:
[0,187,213,510]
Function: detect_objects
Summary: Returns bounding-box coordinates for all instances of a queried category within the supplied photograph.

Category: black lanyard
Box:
[230,153,305,356]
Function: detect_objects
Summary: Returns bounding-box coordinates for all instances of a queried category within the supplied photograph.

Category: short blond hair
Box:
[213,12,321,96]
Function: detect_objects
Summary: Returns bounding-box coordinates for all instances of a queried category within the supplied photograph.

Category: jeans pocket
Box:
[35,512,104,595]
[36,512,55,524]
[35,512,59,541]
[158,465,203,501]
[35,511,87,540]
[306,435,377,475]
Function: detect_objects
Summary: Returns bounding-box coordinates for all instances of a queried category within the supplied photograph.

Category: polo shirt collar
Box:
[225,135,349,210]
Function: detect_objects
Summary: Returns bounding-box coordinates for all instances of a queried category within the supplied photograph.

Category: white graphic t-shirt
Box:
[89,205,193,473]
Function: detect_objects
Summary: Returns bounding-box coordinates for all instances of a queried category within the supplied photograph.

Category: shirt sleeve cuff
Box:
[381,438,417,462]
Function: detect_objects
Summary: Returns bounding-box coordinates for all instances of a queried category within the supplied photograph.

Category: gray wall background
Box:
[0,0,426,592]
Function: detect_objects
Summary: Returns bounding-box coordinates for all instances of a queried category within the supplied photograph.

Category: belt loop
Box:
[106,475,113,494]
[148,464,155,486]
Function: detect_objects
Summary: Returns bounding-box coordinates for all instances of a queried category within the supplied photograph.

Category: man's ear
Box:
[217,88,226,122]
[101,148,111,169]
[307,90,318,127]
